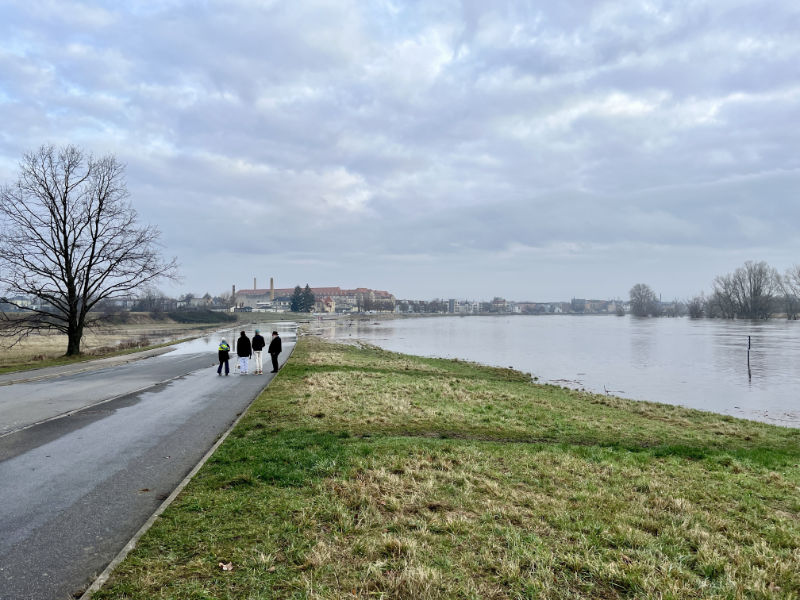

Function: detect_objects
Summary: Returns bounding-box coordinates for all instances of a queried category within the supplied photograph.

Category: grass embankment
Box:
[94,338,799,599]
[0,309,302,375]
[0,336,200,376]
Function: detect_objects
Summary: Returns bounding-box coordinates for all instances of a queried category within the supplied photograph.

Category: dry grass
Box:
[0,320,224,371]
[298,443,799,599]
[278,356,795,454]
[93,336,800,600]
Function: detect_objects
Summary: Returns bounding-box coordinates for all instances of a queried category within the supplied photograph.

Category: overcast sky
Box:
[1,1,799,301]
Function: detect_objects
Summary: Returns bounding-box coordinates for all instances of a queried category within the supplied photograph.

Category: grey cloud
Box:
[1,0,798,300]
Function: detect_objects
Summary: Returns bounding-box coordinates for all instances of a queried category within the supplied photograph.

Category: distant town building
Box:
[570,298,586,313]
[233,282,395,313]
[315,296,336,313]
[0,295,32,311]
[491,297,507,312]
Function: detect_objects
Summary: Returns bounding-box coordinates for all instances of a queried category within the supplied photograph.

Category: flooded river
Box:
[317,315,800,427]
[168,321,299,355]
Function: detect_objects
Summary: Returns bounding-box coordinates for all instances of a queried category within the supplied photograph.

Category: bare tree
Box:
[663,299,685,317]
[179,293,196,307]
[687,293,705,318]
[217,289,234,309]
[712,261,778,319]
[738,261,778,319]
[778,265,800,320]
[629,283,659,317]
[374,298,395,312]
[709,278,737,318]
[0,145,178,355]
[132,287,169,313]
[356,292,374,312]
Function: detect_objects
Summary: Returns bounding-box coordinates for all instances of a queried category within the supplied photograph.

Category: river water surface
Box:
[318,315,800,427]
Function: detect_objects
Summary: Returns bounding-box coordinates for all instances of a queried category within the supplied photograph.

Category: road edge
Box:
[78,343,295,600]
[0,367,195,440]
[0,346,178,387]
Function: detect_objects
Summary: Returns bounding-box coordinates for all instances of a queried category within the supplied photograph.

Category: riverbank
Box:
[91,337,799,599]
[0,311,244,374]
[309,314,800,428]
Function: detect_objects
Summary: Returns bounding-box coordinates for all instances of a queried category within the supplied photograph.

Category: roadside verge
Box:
[79,344,295,600]
[83,337,800,598]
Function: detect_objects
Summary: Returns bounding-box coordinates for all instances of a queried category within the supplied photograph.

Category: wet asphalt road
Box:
[0,328,295,600]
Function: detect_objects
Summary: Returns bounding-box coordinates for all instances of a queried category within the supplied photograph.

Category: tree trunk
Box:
[66,320,83,356]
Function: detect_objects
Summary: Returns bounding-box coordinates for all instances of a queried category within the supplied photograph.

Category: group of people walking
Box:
[217,329,282,376]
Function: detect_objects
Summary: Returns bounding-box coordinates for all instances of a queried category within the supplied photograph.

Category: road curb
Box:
[78,343,295,600]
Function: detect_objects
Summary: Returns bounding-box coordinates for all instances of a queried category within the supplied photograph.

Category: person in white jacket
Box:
[251,329,266,374]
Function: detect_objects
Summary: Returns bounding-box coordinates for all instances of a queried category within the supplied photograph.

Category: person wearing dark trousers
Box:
[268,330,282,373]
[236,331,252,374]
[252,329,266,375]
[217,339,230,376]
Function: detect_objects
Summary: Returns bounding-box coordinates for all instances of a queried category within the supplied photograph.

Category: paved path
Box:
[0,348,198,437]
[0,324,295,600]
[0,347,176,389]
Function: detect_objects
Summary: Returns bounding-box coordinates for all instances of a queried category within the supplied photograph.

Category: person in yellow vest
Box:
[217,339,230,376]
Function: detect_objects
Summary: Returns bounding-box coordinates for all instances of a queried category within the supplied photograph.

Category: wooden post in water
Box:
[747,335,751,380]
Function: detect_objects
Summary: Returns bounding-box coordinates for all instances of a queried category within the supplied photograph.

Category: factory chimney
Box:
[254,277,257,290]
[270,277,274,301]
[232,285,236,308]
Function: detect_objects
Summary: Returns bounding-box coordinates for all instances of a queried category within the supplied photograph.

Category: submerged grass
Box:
[94,337,800,599]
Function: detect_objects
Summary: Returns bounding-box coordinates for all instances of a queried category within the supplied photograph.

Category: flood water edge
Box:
[315,314,800,428]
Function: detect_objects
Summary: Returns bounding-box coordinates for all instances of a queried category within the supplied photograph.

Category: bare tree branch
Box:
[778,265,800,320]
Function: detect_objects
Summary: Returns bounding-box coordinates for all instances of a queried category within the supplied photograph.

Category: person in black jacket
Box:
[268,330,282,373]
[252,329,266,375]
[217,339,230,376]
[236,331,252,374]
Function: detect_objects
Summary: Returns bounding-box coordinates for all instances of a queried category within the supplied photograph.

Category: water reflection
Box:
[315,316,799,427]
[628,317,656,369]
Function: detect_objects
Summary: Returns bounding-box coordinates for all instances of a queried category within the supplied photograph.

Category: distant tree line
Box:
[396,299,448,313]
[704,261,800,319]
[630,260,800,320]
[356,293,396,313]
[129,288,234,313]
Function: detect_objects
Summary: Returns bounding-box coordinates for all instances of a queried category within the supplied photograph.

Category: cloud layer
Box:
[1,1,799,300]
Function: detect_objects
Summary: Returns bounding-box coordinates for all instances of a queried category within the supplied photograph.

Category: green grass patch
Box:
[93,337,800,599]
